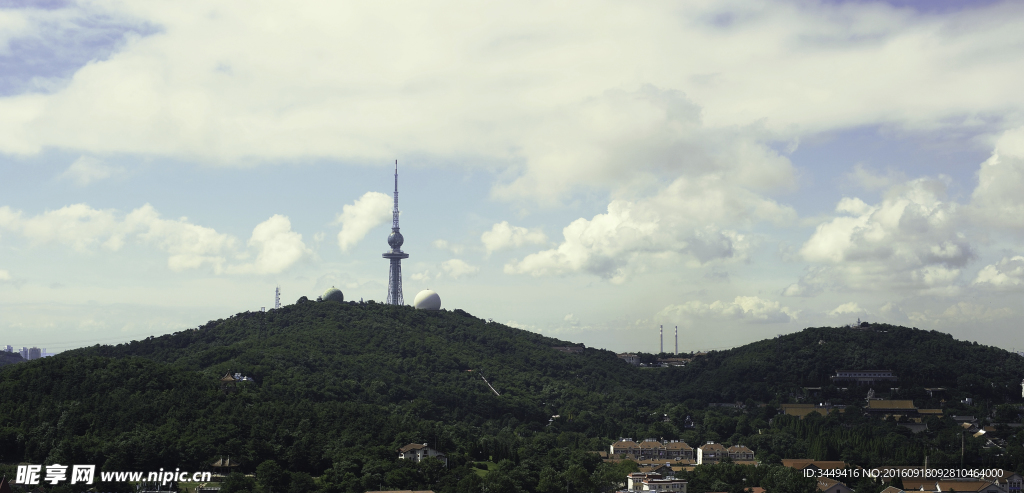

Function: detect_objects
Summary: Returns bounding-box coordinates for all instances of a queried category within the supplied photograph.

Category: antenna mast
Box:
[383,160,409,305]
[274,286,281,310]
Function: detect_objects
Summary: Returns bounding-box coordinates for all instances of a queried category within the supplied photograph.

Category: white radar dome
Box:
[413,289,441,310]
[322,287,344,302]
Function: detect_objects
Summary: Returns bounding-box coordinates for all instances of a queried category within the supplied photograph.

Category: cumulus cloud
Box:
[658,296,798,324]
[828,302,865,317]
[0,269,10,281]
[481,221,546,255]
[125,205,235,272]
[335,192,392,252]
[495,86,798,201]
[973,256,1024,289]
[0,203,308,274]
[505,174,794,283]
[440,259,479,279]
[227,215,311,275]
[3,2,1023,175]
[796,177,972,294]
[0,203,125,252]
[970,127,1024,229]
[59,156,120,186]
[432,239,464,255]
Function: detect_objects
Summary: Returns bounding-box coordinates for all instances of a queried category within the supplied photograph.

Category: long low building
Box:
[626,472,687,492]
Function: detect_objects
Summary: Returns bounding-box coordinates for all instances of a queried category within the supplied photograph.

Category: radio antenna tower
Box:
[675,326,678,355]
[660,325,663,354]
[274,286,281,310]
[383,160,409,305]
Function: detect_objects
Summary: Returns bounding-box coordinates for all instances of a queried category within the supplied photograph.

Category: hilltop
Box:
[2,303,1023,493]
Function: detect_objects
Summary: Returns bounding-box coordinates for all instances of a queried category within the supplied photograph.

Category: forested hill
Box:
[62,299,654,419]
[3,302,1024,493]
[669,323,1024,403]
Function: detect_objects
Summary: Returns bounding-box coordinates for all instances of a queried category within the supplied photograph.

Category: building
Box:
[781,459,849,475]
[553,345,584,354]
[780,403,840,418]
[626,472,687,492]
[697,442,728,465]
[618,353,641,366]
[816,478,854,493]
[901,479,1003,493]
[383,161,410,305]
[3,345,11,353]
[397,443,447,466]
[864,400,919,416]
[831,370,897,385]
[727,445,755,461]
[27,347,41,360]
[610,439,695,461]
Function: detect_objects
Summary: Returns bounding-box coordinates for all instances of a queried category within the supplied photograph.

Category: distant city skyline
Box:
[3,1,1024,353]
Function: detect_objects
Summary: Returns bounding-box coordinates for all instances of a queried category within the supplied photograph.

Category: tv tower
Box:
[383,160,409,305]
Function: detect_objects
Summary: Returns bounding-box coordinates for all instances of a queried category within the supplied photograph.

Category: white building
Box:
[626,472,687,492]
[397,443,447,466]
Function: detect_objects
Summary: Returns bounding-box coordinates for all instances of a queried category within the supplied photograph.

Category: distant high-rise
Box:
[3,345,11,353]
[383,161,409,305]
[19,347,27,360]
[28,347,41,360]
[275,286,281,310]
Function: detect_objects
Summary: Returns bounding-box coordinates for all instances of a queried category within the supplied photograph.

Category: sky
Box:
[2,0,1024,354]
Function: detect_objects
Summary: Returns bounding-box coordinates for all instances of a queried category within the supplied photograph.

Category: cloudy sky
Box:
[3,0,1024,354]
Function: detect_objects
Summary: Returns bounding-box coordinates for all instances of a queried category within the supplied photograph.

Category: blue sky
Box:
[3,0,1024,354]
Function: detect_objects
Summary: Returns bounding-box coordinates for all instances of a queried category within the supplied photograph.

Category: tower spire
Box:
[383,160,409,305]
[392,160,399,230]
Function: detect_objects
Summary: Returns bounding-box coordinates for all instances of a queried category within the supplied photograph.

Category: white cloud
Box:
[796,177,972,294]
[846,163,904,191]
[910,302,1014,324]
[658,296,798,324]
[409,270,432,282]
[495,86,798,201]
[0,203,309,275]
[440,259,479,279]
[970,127,1024,229]
[227,215,311,275]
[481,221,546,255]
[828,302,865,317]
[59,156,120,186]
[973,256,1024,289]
[2,2,1022,173]
[0,203,124,252]
[124,205,235,272]
[432,239,464,255]
[505,175,794,283]
[0,269,10,281]
[335,192,392,252]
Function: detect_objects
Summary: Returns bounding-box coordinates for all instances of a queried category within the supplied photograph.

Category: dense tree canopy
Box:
[2,303,1023,493]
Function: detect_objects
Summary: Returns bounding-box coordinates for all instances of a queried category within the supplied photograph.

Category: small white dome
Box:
[413,289,441,310]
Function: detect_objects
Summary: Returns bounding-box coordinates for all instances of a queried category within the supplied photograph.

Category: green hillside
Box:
[2,303,1023,493]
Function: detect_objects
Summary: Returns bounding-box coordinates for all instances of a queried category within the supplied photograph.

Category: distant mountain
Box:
[667,323,1024,404]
